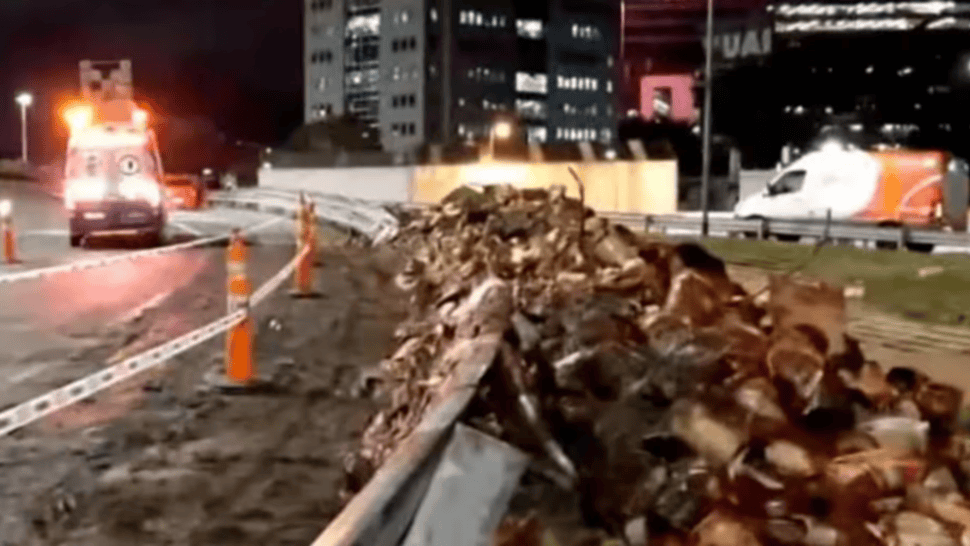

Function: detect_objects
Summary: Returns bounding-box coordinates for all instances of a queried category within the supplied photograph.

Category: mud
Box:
[0,242,409,545]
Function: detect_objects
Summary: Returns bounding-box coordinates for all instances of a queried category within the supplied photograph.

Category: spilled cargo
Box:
[342,184,970,546]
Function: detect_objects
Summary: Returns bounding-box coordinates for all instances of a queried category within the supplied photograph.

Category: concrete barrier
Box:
[258,166,413,203]
[258,160,679,216]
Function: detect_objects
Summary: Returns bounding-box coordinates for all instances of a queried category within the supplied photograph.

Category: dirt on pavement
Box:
[0,241,409,546]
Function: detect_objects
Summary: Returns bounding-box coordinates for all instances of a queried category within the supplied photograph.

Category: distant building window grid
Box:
[560,102,599,117]
[555,126,602,142]
[482,98,509,110]
[459,9,507,28]
[311,103,333,118]
[311,50,335,63]
[516,19,545,40]
[391,37,418,52]
[310,0,334,11]
[391,122,417,136]
[391,94,417,108]
[466,66,507,84]
[571,23,602,41]
[556,75,599,92]
[393,9,412,25]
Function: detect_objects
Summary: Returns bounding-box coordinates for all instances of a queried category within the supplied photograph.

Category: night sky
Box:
[0,0,303,162]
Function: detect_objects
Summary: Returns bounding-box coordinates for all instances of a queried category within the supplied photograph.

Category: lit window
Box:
[430,8,438,22]
[460,10,467,24]
[572,24,578,37]
[476,12,483,25]
[401,9,411,23]
[606,80,613,93]
[458,97,466,106]
[318,77,327,91]
[412,68,420,80]
[591,79,598,91]
[459,124,466,136]
[392,66,401,81]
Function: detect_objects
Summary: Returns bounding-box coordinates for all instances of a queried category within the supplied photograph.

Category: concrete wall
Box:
[412,161,678,214]
[259,166,413,203]
[259,160,679,215]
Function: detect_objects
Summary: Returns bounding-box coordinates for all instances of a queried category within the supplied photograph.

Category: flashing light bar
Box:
[64,105,94,130]
[133,109,149,128]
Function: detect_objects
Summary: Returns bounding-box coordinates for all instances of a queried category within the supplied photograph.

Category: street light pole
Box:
[15,92,32,164]
[700,0,715,237]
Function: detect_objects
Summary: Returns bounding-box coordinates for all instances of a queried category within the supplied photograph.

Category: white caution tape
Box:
[0,310,244,437]
[0,236,312,438]
[0,216,281,286]
[251,244,311,305]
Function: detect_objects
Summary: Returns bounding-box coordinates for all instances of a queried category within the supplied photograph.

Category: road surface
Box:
[0,178,416,545]
[0,179,301,414]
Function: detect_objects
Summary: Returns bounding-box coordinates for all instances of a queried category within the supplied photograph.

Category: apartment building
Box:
[304,0,620,153]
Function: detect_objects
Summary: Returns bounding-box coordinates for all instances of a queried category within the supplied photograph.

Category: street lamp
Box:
[699,0,715,237]
[488,121,513,160]
[15,92,32,164]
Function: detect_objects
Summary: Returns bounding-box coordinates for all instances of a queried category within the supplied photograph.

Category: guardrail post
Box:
[822,209,832,245]
[897,225,908,251]
[644,214,653,234]
[758,217,767,241]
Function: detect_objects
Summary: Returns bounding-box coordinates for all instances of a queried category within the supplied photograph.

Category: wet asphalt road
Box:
[0,179,301,413]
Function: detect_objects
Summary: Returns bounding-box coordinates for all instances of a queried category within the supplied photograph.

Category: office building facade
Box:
[304,0,620,153]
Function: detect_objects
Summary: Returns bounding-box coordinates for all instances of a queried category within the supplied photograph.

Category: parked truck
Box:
[734,143,970,251]
[61,60,167,247]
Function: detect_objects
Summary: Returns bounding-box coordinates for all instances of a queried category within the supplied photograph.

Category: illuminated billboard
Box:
[770,1,970,34]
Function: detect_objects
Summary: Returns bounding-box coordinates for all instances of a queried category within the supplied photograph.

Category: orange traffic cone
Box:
[308,202,323,268]
[226,228,247,291]
[225,272,254,384]
[290,199,321,298]
[1,200,16,264]
[2,222,15,265]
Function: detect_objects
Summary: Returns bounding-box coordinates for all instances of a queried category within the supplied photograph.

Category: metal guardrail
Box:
[597,212,970,249]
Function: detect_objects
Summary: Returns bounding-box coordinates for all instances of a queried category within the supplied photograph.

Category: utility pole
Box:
[700,0,715,236]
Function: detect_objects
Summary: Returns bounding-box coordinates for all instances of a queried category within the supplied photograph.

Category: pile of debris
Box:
[346,184,970,545]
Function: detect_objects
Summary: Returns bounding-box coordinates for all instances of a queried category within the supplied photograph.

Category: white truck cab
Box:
[735,148,882,221]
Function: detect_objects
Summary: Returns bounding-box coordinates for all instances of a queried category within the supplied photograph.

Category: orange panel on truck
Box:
[857,150,946,226]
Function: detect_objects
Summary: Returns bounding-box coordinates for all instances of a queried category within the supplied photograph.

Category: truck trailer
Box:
[734,144,970,251]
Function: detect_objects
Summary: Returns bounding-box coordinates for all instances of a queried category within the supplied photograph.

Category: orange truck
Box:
[734,146,970,250]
